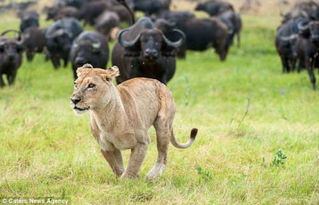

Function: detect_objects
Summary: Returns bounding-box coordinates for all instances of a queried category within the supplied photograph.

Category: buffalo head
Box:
[0,30,24,63]
[297,19,311,38]
[72,40,103,67]
[309,21,319,46]
[46,29,73,52]
[118,28,184,60]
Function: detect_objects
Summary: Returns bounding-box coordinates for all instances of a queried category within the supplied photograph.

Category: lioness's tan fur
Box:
[71,65,197,179]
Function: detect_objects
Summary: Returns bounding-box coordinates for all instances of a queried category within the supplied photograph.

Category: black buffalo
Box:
[18,10,39,32]
[22,27,47,62]
[78,0,115,25]
[296,20,319,90]
[0,30,24,87]
[281,0,319,23]
[195,1,242,48]
[95,11,120,39]
[78,0,133,25]
[275,18,309,73]
[132,0,171,15]
[70,31,109,79]
[45,6,79,21]
[155,11,195,58]
[195,0,234,16]
[217,10,242,48]
[111,17,184,84]
[163,17,228,61]
[156,10,195,23]
[45,18,83,69]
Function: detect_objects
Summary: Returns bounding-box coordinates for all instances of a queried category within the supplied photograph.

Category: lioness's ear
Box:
[102,66,120,81]
[82,64,93,68]
[77,68,89,78]
[76,64,93,77]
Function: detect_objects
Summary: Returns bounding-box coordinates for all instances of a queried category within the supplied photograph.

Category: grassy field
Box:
[0,6,319,205]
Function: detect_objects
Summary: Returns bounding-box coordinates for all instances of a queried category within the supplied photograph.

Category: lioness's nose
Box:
[71,96,81,104]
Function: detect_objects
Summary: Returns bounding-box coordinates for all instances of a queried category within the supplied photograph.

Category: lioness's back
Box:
[117,78,175,125]
[117,78,169,97]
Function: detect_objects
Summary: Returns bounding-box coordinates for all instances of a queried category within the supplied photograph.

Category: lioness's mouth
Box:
[73,106,90,111]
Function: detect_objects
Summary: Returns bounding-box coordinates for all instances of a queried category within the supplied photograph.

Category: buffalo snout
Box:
[144,48,159,59]
[7,54,16,61]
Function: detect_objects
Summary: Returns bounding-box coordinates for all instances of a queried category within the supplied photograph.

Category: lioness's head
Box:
[70,64,120,114]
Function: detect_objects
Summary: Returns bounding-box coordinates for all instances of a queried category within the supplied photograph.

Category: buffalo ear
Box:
[102,66,120,81]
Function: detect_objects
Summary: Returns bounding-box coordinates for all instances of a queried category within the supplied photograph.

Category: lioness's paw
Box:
[120,173,138,179]
[146,164,166,181]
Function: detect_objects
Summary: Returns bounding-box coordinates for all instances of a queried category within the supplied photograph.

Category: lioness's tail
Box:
[170,128,198,149]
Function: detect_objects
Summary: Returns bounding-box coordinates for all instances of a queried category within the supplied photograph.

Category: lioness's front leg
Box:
[101,149,124,177]
[121,143,148,179]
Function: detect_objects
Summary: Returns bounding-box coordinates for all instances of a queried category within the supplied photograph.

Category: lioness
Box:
[70,64,197,180]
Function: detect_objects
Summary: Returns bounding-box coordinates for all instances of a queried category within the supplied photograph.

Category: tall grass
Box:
[0,8,318,205]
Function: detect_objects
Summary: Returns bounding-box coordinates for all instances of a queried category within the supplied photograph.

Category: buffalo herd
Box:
[276,0,319,90]
[0,0,243,87]
[2,1,319,89]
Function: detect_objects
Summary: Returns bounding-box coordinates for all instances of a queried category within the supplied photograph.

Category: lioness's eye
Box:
[88,83,96,88]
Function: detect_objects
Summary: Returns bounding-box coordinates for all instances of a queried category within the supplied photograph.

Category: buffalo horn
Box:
[162,29,185,48]
[0,29,22,40]
[298,21,309,31]
[118,29,141,48]
[280,34,297,41]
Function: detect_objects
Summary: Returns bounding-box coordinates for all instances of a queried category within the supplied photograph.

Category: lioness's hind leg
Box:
[147,119,171,180]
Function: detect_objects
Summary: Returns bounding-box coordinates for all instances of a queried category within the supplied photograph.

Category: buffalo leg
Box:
[297,58,304,73]
[290,58,297,72]
[7,71,17,85]
[0,75,5,87]
[43,48,50,62]
[280,56,289,73]
[215,44,227,61]
[306,60,316,90]
[63,57,68,68]
[286,58,292,73]
[51,56,60,69]
[297,64,302,73]
[26,51,35,62]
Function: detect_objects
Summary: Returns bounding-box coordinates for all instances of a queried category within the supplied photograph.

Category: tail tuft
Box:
[190,128,198,140]
[170,128,197,149]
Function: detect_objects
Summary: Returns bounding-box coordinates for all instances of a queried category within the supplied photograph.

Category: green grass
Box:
[0,12,319,204]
